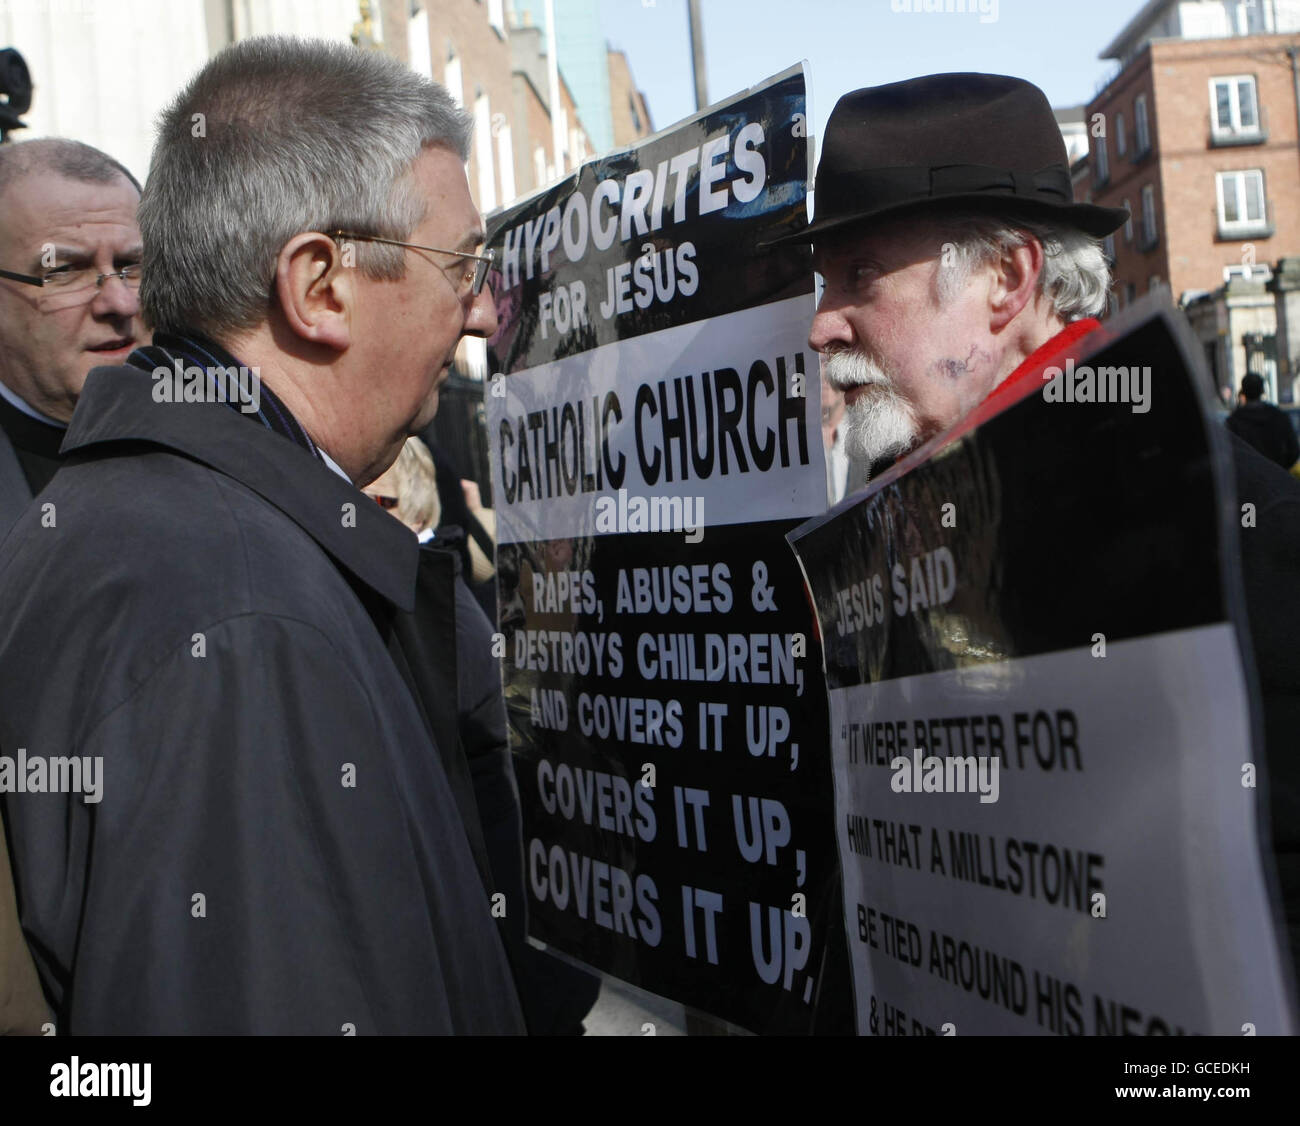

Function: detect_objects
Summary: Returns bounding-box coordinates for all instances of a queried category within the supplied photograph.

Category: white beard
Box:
[823,350,919,468]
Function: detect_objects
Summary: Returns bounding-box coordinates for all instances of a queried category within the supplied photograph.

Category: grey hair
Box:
[139,36,472,341]
[0,137,141,199]
[931,210,1112,321]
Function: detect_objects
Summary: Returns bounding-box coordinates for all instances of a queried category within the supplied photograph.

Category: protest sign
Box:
[484,66,842,1033]
[790,305,1296,1035]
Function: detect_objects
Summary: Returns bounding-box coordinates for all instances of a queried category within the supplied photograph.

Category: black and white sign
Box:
[485,67,842,1033]
[790,307,1296,1035]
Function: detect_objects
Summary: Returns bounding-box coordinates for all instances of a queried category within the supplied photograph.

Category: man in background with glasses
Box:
[0,138,143,539]
[0,137,142,1037]
[0,39,523,1034]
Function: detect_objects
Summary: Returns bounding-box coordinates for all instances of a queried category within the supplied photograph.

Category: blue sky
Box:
[599,0,1145,141]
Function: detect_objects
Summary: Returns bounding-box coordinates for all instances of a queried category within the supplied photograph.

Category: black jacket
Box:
[0,414,55,1034]
[0,367,524,1034]
[0,409,35,543]
[1227,401,1299,470]
[1231,434,1300,973]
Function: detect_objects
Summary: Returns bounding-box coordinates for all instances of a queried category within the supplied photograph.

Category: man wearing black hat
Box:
[783,72,1300,979]
[1228,372,1299,471]
[772,72,1127,480]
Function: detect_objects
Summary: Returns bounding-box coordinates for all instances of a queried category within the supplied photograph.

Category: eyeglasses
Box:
[367,493,400,510]
[328,230,494,297]
[0,262,142,302]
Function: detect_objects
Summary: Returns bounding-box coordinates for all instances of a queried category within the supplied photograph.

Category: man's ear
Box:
[273,232,353,351]
[989,236,1045,331]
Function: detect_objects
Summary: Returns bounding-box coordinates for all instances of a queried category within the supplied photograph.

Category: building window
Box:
[487,0,506,36]
[1216,169,1267,235]
[1103,233,1116,262]
[1107,291,1119,317]
[1116,112,1127,157]
[1094,133,1109,185]
[1122,197,1133,242]
[1124,282,1136,305]
[1210,76,1261,140]
[1229,0,1268,35]
[496,121,516,204]
[1148,276,1161,293]
[444,49,463,107]
[408,4,432,80]
[556,105,570,174]
[1204,341,1220,387]
[1140,184,1157,247]
[569,127,588,165]
[1134,94,1150,156]
[474,93,497,212]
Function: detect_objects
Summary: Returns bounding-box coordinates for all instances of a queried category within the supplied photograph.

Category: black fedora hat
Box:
[769,72,1128,246]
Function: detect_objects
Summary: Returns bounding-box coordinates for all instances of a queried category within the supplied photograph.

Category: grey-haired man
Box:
[0,38,523,1034]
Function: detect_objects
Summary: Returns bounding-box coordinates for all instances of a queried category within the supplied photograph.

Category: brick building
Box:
[1086,0,1300,398]
[508,12,591,195]
[515,0,610,152]
[419,0,519,217]
[2,0,645,215]
[608,47,654,148]
[391,0,597,210]
[0,0,652,479]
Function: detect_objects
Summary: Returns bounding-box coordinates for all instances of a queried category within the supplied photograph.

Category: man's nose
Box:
[464,285,498,338]
[91,274,141,321]
[808,293,853,356]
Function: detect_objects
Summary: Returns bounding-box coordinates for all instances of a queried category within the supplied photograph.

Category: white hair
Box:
[932,210,1112,320]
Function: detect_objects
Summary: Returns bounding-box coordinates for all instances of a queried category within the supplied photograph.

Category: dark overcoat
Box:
[0,367,524,1034]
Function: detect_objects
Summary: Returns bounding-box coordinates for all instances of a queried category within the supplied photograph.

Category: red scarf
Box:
[865,317,1104,487]
[981,317,1101,412]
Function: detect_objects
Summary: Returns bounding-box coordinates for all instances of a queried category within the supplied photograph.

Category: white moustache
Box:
[824,349,919,468]
[823,349,891,391]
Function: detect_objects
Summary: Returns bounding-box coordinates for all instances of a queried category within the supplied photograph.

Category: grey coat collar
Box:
[62,366,419,613]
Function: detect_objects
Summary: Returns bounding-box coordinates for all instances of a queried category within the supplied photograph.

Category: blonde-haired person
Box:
[364,435,441,539]
[365,437,496,583]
